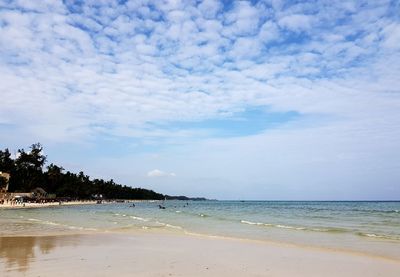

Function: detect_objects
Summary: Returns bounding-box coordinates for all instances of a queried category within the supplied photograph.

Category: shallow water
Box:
[1,201,400,259]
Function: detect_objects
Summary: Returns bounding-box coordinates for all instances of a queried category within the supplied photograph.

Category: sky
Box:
[0,0,400,200]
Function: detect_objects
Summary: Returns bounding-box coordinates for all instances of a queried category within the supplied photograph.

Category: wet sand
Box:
[1,232,399,276]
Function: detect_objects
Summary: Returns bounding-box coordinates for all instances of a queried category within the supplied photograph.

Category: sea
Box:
[1,201,400,259]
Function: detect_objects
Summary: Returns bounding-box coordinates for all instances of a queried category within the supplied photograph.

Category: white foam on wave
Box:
[365,233,380,238]
[67,225,98,231]
[276,224,306,230]
[310,228,328,232]
[155,221,183,230]
[165,224,183,230]
[68,226,85,230]
[359,233,398,240]
[240,220,264,226]
[241,220,306,230]
[44,221,61,226]
[240,220,258,225]
[130,216,149,222]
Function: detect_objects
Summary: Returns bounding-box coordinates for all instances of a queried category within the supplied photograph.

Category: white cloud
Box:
[229,37,261,59]
[381,23,400,50]
[198,0,221,19]
[258,21,280,43]
[278,14,312,32]
[147,169,176,178]
[223,1,260,36]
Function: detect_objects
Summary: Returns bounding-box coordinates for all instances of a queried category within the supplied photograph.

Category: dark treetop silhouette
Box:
[0,143,165,200]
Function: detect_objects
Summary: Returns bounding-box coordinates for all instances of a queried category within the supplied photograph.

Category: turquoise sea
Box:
[1,201,400,259]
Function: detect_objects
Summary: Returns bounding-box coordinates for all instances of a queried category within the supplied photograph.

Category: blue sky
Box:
[0,0,400,200]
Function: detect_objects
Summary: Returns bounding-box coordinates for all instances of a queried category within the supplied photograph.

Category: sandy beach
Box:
[1,232,399,277]
[0,200,146,209]
[0,201,98,209]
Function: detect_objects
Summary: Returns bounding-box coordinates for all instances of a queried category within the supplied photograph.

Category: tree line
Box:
[0,143,164,200]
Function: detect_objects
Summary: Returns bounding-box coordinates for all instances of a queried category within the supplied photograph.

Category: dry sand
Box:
[1,232,399,276]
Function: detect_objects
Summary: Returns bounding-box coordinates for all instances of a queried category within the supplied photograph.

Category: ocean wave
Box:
[240,220,264,225]
[165,223,183,230]
[241,220,295,229]
[68,226,84,230]
[130,216,149,222]
[155,221,184,230]
[363,233,381,238]
[28,218,60,226]
[240,220,346,233]
[357,232,400,241]
[240,220,304,230]
[26,218,97,232]
[351,209,400,214]
[276,224,306,230]
[44,221,61,226]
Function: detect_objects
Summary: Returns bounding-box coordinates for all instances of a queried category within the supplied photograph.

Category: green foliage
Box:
[0,148,14,172]
[0,144,164,200]
[10,143,46,192]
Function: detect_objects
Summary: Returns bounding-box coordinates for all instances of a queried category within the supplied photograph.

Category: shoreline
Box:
[1,232,400,276]
[0,199,159,209]
[0,200,98,209]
